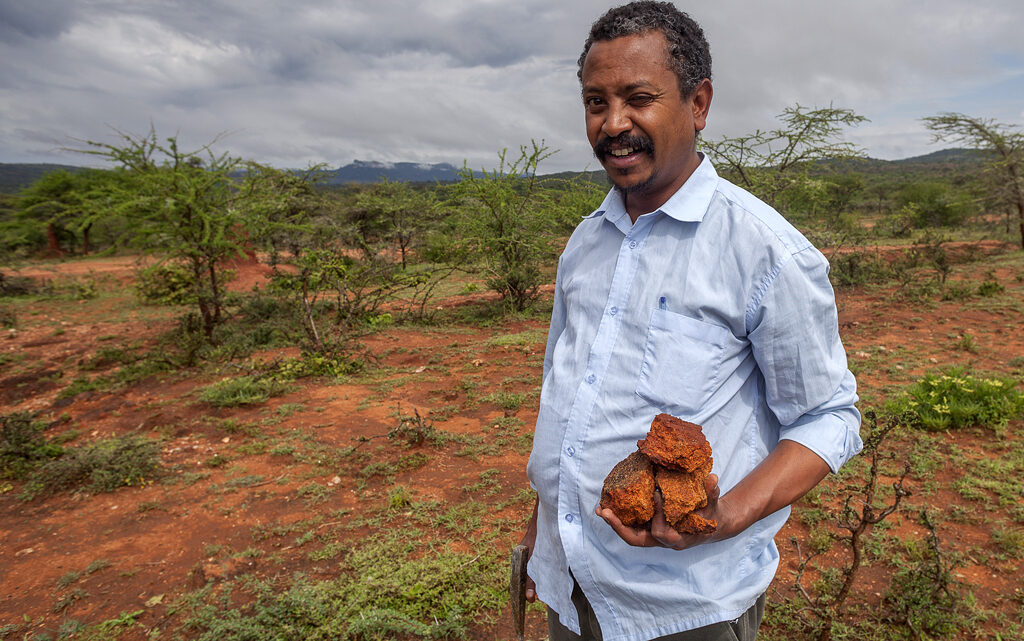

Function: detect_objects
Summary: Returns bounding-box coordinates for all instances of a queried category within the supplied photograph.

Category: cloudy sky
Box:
[2,0,1023,173]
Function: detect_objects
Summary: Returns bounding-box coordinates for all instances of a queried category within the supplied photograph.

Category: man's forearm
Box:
[717,439,830,538]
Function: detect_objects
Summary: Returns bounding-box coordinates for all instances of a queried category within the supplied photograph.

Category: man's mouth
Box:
[595,134,653,162]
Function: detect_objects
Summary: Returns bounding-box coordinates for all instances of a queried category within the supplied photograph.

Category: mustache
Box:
[593,134,654,160]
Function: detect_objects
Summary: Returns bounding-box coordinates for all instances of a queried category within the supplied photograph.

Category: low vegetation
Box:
[1,113,1023,640]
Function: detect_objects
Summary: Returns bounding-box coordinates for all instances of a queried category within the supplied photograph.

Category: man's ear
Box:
[690,78,713,132]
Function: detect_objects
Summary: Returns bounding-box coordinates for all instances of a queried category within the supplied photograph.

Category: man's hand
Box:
[596,440,831,550]
[519,499,539,602]
[595,474,728,549]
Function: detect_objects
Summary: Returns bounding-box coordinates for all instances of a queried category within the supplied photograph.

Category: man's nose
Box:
[602,104,632,138]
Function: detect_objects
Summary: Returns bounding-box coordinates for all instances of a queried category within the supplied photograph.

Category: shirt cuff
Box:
[779,408,863,473]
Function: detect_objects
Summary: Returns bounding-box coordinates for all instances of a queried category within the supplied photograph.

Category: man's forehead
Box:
[580,33,673,87]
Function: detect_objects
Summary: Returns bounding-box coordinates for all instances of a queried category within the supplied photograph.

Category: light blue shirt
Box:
[526,156,862,641]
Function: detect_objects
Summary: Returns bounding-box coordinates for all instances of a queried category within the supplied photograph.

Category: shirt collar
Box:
[585,153,719,224]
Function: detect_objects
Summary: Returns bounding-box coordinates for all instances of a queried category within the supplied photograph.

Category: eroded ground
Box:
[2,245,1023,640]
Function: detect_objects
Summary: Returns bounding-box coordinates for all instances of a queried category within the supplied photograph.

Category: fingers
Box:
[705,473,720,502]
[526,576,536,603]
[649,491,684,549]
[595,506,657,547]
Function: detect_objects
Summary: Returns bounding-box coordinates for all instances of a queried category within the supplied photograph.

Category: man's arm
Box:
[598,249,858,548]
[596,439,828,549]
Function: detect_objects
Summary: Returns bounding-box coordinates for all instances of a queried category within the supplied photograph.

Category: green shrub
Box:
[135,262,196,305]
[1,412,64,480]
[20,435,161,499]
[181,531,505,640]
[0,273,38,297]
[198,376,291,407]
[896,181,968,227]
[828,251,892,288]
[883,514,971,639]
[977,280,1005,297]
[888,367,1024,432]
[269,353,364,381]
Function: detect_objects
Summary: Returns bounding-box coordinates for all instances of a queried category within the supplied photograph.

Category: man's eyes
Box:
[584,95,654,109]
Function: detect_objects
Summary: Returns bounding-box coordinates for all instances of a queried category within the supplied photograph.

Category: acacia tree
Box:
[351,180,438,269]
[442,141,559,311]
[79,129,302,338]
[923,113,1024,248]
[704,104,867,207]
[16,169,125,256]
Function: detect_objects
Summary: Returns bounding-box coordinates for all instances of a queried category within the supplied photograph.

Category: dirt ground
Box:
[2,245,1023,640]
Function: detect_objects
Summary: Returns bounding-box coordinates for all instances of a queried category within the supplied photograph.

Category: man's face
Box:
[580,31,711,215]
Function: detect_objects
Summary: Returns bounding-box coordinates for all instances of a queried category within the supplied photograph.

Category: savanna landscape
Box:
[2,111,1024,641]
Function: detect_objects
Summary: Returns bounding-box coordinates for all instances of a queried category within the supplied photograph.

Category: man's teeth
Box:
[610,147,634,157]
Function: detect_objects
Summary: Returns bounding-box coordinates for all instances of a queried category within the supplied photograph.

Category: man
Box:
[520,2,863,640]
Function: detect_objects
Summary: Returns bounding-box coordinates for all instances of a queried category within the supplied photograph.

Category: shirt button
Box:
[586,374,596,384]
[566,446,575,457]
[565,513,575,523]
[609,306,618,315]
[629,240,638,249]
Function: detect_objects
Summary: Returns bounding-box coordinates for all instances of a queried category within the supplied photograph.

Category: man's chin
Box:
[609,172,655,196]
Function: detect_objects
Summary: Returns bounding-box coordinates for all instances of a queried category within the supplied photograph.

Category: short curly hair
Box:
[578,1,712,97]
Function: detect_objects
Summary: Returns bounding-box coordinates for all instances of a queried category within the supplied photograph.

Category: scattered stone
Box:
[199,558,243,582]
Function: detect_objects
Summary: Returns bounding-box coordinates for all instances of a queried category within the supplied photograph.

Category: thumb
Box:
[705,473,720,501]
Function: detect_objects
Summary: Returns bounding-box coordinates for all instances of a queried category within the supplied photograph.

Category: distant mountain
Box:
[0,148,992,194]
[805,148,988,178]
[889,148,989,165]
[0,163,86,193]
[318,160,464,184]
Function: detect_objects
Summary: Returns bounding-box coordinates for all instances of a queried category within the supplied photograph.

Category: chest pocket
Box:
[635,308,730,416]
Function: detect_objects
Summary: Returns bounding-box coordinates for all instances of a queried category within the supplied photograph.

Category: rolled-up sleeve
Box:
[746,247,863,472]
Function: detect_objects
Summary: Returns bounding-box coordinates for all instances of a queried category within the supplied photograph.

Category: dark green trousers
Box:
[547,578,765,641]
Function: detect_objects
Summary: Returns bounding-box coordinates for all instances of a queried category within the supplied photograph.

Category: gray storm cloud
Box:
[1,0,1022,172]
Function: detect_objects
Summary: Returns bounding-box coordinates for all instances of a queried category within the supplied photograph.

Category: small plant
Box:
[482,390,526,413]
[397,452,430,472]
[295,482,330,506]
[1,412,64,480]
[135,262,196,305]
[888,367,1024,432]
[180,531,506,640]
[882,511,971,638]
[268,352,364,381]
[52,588,89,613]
[84,558,110,575]
[976,279,1005,296]
[20,435,161,499]
[827,250,892,288]
[992,526,1024,559]
[275,403,305,417]
[785,411,913,641]
[954,333,978,353]
[388,485,412,509]
[198,376,291,407]
[56,570,82,589]
[388,405,437,446]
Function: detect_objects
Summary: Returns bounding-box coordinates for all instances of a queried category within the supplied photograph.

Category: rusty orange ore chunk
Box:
[655,466,707,525]
[673,511,717,535]
[600,451,656,527]
[637,413,712,472]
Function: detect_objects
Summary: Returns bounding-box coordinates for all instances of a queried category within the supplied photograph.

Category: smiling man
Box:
[520,2,863,640]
